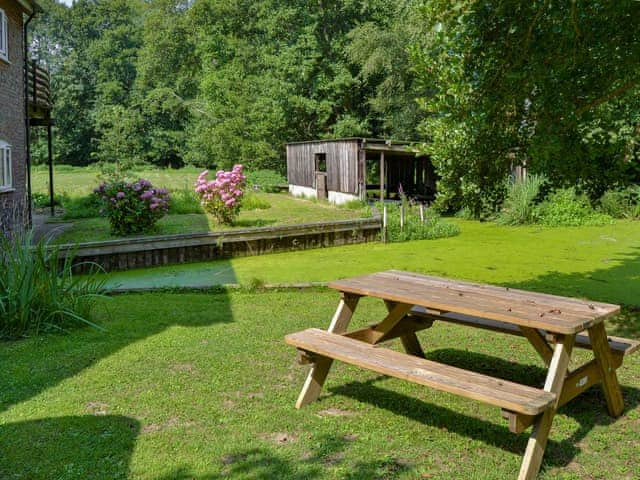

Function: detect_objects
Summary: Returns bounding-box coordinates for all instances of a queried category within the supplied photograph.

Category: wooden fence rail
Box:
[27,61,52,112]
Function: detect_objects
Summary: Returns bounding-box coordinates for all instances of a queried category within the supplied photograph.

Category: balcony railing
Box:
[27,61,52,118]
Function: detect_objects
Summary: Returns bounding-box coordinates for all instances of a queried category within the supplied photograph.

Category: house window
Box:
[0,141,12,190]
[0,8,8,62]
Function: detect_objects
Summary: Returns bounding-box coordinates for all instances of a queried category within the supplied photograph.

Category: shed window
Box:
[0,8,8,62]
[314,153,326,172]
[0,141,12,189]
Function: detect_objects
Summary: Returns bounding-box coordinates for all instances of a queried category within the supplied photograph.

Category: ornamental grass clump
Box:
[195,165,246,224]
[95,179,170,236]
[0,232,106,339]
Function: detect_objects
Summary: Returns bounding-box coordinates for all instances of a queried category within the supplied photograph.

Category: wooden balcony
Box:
[27,61,53,123]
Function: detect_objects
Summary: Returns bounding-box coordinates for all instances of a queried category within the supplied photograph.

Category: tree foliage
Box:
[412,0,640,214]
[29,0,639,207]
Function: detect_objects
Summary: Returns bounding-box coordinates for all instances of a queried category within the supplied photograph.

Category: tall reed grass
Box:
[496,174,546,225]
[0,232,107,339]
[383,201,460,242]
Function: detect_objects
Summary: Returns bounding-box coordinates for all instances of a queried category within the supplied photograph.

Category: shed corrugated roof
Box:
[285,138,424,155]
[285,138,419,146]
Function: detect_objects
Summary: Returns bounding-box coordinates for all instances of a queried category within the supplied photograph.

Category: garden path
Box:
[32,212,73,242]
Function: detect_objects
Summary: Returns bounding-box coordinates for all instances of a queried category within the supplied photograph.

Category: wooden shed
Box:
[286,138,436,204]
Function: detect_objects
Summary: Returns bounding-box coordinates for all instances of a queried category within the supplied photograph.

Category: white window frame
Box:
[0,141,12,190]
[0,8,8,63]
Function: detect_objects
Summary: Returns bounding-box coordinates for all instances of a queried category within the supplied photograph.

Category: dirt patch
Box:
[221,453,249,465]
[317,408,356,417]
[142,424,162,434]
[170,363,197,374]
[343,433,359,442]
[322,451,345,466]
[300,450,314,461]
[259,432,299,445]
[140,417,197,435]
[166,416,197,428]
[222,399,237,409]
[85,401,109,416]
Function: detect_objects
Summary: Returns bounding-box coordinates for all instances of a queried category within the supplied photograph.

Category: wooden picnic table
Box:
[285,270,639,479]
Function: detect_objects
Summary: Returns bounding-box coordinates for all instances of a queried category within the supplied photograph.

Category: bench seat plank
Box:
[410,308,640,357]
[285,328,556,416]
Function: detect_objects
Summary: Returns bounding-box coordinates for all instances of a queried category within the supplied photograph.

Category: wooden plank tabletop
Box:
[328,271,620,334]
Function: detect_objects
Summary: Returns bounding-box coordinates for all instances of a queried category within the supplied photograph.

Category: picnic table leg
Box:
[384,300,425,358]
[519,327,553,367]
[588,322,624,417]
[295,293,360,409]
[519,334,575,480]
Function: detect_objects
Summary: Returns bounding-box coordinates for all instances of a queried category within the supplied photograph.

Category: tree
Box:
[411,0,640,215]
[133,0,199,167]
[346,1,423,140]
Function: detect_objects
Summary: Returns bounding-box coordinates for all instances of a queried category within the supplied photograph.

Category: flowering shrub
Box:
[195,165,246,224]
[95,179,170,236]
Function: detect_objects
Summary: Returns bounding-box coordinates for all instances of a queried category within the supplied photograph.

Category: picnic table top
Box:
[328,270,620,334]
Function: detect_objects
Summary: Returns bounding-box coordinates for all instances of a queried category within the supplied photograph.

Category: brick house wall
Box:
[0,0,28,235]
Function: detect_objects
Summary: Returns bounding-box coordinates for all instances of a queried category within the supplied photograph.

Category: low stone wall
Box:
[60,216,381,273]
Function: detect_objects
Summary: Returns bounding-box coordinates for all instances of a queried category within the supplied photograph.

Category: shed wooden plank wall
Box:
[287,140,360,194]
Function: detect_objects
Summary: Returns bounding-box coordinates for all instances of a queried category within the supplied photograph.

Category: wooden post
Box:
[383,300,425,358]
[47,122,54,217]
[382,205,388,243]
[588,322,624,417]
[419,204,425,224]
[380,151,385,202]
[31,60,37,106]
[295,293,360,408]
[358,148,367,201]
[518,334,575,480]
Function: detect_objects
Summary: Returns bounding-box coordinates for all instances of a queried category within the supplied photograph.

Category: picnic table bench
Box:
[285,270,639,479]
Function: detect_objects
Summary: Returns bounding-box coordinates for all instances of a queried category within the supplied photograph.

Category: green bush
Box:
[242,193,271,210]
[169,188,203,215]
[245,169,287,193]
[496,174,546,225]
[535,188,613,227]
[32,192,62,209]
[384,203,460,242]
[96,179,170,236]
[454,206,474,220]
[598,186,640,219]
[0,233,106,339]
[339,199,368,210]
[61,193,102,220]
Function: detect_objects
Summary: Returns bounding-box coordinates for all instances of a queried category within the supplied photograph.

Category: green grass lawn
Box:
[31,165,369,244]
[105,220,640,308]
[53,193,369,244]
[1,289,638,480]
[31,164,204,197]
[1,219,639,479]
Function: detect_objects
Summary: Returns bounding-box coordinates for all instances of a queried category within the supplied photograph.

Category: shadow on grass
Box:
[0,415,140,479]
[0,267,237,478]
[154,434,412,480]
[502,247,640,338]
[0,268,236,415]
[324,348,640,473]
[157,212,212,235]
